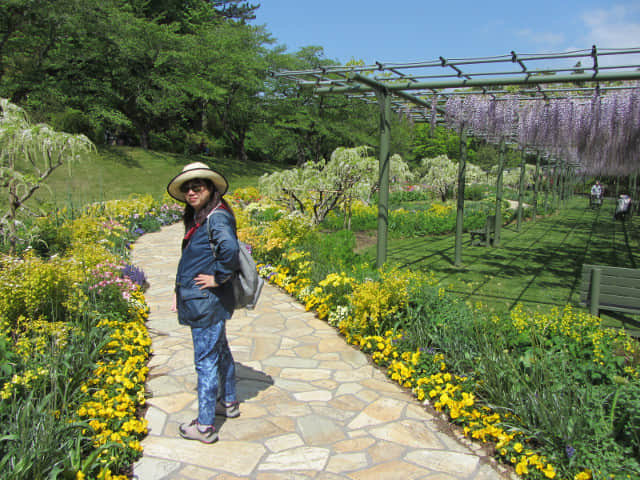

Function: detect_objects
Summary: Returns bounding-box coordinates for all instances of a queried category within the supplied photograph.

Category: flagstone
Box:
[272,377,318,392]
[310,404,358,423]
[366,440,407,464]
[280,367,332,381]
[335,383,363,396]
[147,353,170,368]
[369,420,443,449]
[264,433,305,452]
[333,436,377,453]
[298,415,345,444]
[132,456,181,479]
[264,356,319,368]
[347,459,429,480]
[293,345,318,357]
[148,392,196,414]
[178,464,223,479]
[144,405,168,435]
[326,452,369,473]
[268,415,297,432]
[222,417,286,441]
[265,401,312,418]
[309,378,338,390]
[347,397,405,429]
[258,446,330,472]
[140,437,265,476]
[353,388,379,403]
[293,389,333,402]
[405,449,480,476]
[252,337,281,360]
[147,374,185,396]
[333,392,367,407]
[334,365,375,382]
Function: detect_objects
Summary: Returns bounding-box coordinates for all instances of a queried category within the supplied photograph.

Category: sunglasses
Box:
[180,182,206,194]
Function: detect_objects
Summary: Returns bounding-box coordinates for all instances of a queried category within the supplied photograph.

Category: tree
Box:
[412,124,473,163]
[259,146,413,225]
[418,155,459,201]
[252,47,385,166]
[0,99,94,252]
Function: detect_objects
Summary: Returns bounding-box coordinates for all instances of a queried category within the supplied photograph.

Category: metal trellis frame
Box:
[271,46,640,267]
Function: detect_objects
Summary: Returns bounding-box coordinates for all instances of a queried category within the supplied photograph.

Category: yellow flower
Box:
[542,463,556,479]
[574,470,592,480]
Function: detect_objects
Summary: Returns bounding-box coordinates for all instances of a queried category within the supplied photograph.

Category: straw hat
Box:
[167,162,228,202]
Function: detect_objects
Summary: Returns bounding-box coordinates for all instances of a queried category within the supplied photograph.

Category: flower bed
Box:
[0,194,182,479]
[238,190,640,480]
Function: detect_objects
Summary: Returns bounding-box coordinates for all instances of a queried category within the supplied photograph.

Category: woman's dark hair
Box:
[182,178,235,230]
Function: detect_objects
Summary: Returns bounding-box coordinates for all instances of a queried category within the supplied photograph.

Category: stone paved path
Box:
[131,223,512,480]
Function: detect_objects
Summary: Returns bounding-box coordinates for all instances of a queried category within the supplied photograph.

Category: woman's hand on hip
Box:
[194,273,218,289]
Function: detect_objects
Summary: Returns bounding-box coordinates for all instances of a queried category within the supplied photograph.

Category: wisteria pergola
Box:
[272,46,640,267]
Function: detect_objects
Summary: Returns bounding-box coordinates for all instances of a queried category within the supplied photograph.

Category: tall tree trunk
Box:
[201,99,208,131]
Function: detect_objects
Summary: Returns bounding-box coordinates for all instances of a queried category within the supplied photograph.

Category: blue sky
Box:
[252,1,640,66]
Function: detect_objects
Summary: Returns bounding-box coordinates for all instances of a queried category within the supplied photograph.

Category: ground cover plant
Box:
[0,194,183,479]
[239,185,640,480]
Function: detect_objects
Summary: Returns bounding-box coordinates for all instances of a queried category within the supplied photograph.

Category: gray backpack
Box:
[207,213,264,310]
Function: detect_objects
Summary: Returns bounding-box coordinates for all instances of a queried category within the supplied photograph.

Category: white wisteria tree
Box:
[419,154,484,201]
[0,99,94,251]
[259,146,414,226]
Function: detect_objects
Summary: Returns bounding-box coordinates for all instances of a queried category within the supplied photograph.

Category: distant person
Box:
[167,162,240,444]
[590,181,603,208]
[614,193,632,220]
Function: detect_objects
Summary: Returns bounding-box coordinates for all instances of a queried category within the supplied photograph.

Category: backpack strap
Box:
[205,206,236,260]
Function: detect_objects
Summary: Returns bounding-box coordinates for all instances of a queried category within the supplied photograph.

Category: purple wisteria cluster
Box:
[443,86,640,175]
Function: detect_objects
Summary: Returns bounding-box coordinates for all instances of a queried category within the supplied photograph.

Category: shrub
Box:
[464,183,490,201]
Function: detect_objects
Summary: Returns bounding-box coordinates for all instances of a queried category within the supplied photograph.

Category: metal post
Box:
[494,139,505,246]
[517,149,526,231]
[552,165,558,211]
[454,128,467,267]
[589,268,601,316]
[532,154,540,223]
[375,88,391,269]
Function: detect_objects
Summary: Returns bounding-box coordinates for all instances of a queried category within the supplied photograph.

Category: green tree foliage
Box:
[473,141,523,172]
[250,47,384,165]
[412,124,464,161]
[0,2,413,164]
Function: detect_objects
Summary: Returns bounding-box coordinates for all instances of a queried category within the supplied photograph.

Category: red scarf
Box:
[183,204,229,242]
[184,223,200,241]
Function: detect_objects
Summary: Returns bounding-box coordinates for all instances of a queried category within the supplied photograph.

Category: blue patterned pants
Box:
[191,319,237,425]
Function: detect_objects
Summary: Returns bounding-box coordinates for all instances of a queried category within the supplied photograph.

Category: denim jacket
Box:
[175,209,239,328]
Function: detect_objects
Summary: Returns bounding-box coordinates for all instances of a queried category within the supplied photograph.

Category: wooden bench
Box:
[470,215,496,247]
[579,264,640,316]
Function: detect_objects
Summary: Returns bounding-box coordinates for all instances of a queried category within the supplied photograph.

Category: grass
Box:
[361,195,640,333]
[30,146,281,210]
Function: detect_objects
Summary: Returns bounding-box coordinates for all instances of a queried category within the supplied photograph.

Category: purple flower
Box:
[121,264,147,288]
[565,445,575,459]
[134,227,145,236]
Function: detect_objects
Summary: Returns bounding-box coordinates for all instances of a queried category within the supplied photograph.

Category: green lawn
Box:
[364,196,640,333]
[31,146,280,209]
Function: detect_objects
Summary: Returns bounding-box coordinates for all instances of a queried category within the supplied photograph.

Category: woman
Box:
[167,162,240,444]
